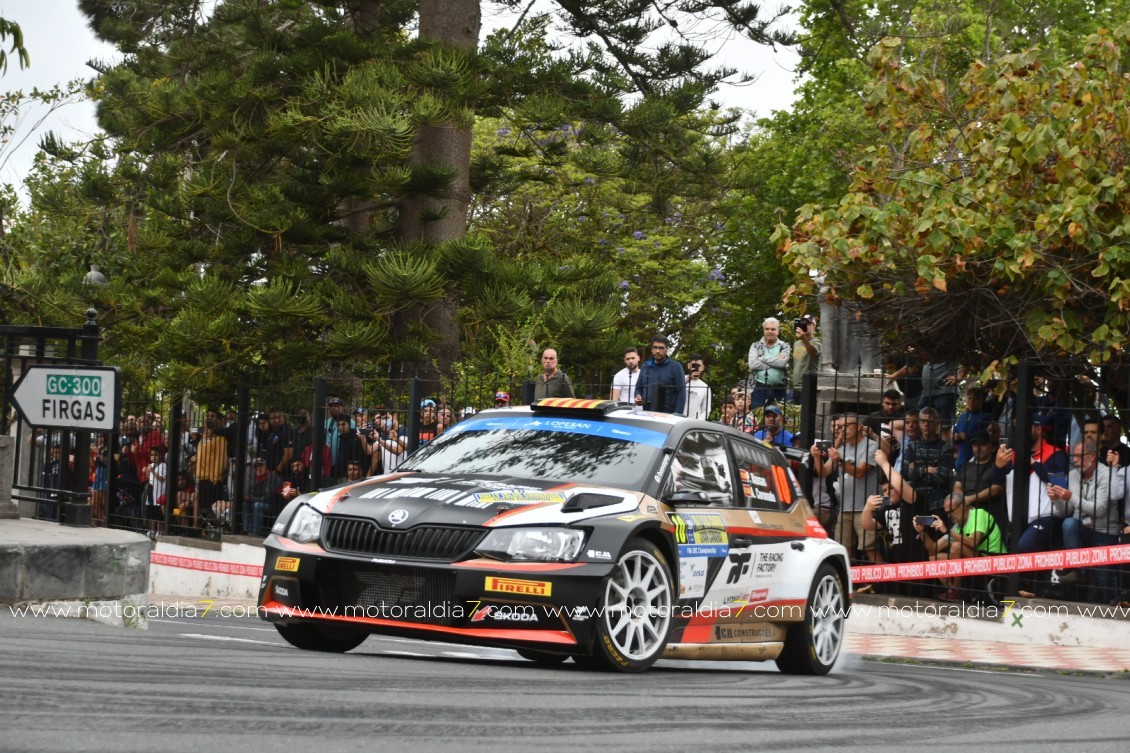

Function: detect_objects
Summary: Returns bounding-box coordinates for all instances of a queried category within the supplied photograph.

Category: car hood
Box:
[304,472,643,528]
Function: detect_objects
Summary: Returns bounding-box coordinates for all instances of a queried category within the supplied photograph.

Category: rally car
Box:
[258,398,850,673]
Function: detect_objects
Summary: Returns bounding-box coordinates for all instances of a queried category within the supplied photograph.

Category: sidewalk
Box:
[0,517,149,603]
[845,592,1130,675]
[845,632,1130,674]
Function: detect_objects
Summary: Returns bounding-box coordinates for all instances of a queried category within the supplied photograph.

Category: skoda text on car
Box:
[258,398,851,673]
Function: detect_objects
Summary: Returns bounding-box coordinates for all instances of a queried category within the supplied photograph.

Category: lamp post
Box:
[62,266,107,527]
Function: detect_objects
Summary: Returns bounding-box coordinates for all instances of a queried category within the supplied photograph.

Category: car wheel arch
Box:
[628,525,678,594]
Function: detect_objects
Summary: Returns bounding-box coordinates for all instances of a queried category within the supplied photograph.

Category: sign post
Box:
[9,312,118,526]
[10,365,121,433]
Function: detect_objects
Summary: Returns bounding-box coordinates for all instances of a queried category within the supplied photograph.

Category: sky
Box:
[0,1,801,201]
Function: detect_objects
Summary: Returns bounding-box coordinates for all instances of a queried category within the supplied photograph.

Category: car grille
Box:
[319,563,458,626]
[322,516,485,561]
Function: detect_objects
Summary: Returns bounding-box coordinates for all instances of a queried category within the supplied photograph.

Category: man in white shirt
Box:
[610,347,641,403]
[684,354,711,420]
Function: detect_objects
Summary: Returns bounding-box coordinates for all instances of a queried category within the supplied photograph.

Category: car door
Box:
[661,429,774,635]
[719,436,808,630]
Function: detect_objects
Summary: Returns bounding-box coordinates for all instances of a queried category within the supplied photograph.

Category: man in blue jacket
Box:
[635,335,687,414]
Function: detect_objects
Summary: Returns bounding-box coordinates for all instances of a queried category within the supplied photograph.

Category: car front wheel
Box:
[587,538,673,672]
[775,563,846,675]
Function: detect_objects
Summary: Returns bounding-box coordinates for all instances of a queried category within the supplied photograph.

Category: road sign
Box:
[10,365,121,432]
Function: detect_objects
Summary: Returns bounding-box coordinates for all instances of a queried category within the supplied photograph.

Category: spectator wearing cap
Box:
[418,400,440,448]
[324,397,355,468]
[789,314,821,403]
[533,348,575,400]
[753,404,798,448]
[952,385,992,472]
[370,405,408,474]
[245,455,282,537]
[956,431,1007,535]
[493,391,510,408]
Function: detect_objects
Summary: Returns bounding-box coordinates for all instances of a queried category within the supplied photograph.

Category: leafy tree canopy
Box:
[777,24,1130,368]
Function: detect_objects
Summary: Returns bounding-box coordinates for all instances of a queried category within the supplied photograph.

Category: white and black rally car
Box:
[259,398,850,673]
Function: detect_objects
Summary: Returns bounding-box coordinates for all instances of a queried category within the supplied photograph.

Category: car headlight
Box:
[285,505,323,544]
[475,528,585,562]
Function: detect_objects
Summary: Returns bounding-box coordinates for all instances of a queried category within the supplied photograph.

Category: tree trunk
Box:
[400,0,481,374]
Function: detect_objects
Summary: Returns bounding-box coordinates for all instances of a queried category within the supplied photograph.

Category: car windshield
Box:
[400,413,668,490]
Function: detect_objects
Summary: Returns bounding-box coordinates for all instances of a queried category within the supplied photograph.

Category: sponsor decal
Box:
[748,511,762,525]
[618,514,648,522]
[273,584,290,598]
[484,576,553,597]
[748,588,769,603]
[678,543,728,557]
[388,509,409,526]
[472,491,568,504]
[805,517,828,538]
[678,556,708,598]
[449,413,669,448]
[755,552,784,575]
[726,552,753,584]
[670,513,726,544]
[275,556,300,572]
[713,624,776,642]
[646,505,658,514]
[570,606,593,622]
[586,549,612,560]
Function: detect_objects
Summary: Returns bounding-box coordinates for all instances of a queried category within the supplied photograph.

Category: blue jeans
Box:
[750,385,785,409]
[244,500,271,536]
[1017,516,1064,554]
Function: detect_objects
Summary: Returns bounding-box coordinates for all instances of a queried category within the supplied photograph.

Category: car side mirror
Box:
[665,489,729,506]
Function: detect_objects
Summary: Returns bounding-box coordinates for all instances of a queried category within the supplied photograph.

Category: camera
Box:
[815,439,832,451]
[914,515,936,527]
[793,318,810,332]
[873,496,897,523]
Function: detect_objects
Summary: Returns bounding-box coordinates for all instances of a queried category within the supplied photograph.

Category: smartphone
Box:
[914,515,936,527]
[998,438,1009,447]
[881,495,891,506]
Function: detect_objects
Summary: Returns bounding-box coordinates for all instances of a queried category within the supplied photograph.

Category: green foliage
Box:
[0,17,30,73]
[780,24,1130,365]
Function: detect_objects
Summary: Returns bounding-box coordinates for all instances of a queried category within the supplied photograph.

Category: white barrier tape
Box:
[851,543,1130,584]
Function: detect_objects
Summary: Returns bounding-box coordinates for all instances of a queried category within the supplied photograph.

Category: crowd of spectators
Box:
[20,322,1130,608]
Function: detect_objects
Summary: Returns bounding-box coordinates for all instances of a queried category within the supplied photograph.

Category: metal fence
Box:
[10,354,1128,607]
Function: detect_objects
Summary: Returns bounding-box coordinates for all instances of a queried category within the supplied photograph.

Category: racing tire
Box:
[775,563,845,675]
[275,622,369,653]
[585,537,674,673]
[515,648,570,665]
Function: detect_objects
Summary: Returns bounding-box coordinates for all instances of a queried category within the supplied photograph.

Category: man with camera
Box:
[863,449,929,591]
[814,413,882,563]
[684,354,711,420]
[914,486,1006,600]
[789,314,820,403]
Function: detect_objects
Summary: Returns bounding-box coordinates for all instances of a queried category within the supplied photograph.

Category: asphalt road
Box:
[1,607,1128,753]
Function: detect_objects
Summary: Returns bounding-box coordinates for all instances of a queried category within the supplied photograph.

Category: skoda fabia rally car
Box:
[258,398,850,673]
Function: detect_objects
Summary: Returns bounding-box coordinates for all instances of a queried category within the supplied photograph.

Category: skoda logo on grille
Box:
[388,509,410,526]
